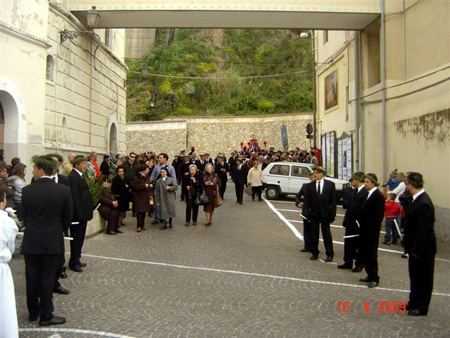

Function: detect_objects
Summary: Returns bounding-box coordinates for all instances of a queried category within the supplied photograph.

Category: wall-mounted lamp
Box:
[60,6,100,43]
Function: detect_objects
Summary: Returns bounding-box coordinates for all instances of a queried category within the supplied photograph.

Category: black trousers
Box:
[69,220,87,266]
[361,234,380,282]
[219,180,227,199]
[303,220,311,251]
[343,227,363,267]
[251,186,262,200]
[136,212,146,228]
[309,218,334,257]
[408,255,435,313]
[54,253,66,289]
[235,182,244,203]
[185,194,199,222]
[25,254,60,320]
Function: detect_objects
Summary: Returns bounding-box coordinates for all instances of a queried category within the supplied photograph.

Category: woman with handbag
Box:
[202,163,221,226]
[155,168,178,230]
[182,164,202,226]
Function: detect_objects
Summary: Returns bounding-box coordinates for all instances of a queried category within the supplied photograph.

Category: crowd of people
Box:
[0,146,438,337]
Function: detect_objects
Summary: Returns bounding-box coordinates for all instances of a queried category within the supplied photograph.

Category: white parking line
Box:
[19,328,134,338]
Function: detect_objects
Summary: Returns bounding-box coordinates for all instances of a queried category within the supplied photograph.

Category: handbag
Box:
[195,191,209,205]
[214,185,222,208]
[244,186,252,196]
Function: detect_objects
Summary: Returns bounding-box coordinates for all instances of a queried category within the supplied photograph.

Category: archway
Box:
[109,123,118,155]
[0,90,19,160]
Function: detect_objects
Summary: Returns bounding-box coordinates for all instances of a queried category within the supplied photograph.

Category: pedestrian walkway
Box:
[10,186,450,337]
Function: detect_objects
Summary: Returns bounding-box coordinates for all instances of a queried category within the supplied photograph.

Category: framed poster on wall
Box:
[325,70,338,111]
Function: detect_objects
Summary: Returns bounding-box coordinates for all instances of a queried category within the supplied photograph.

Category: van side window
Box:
[292,166,311,178]
[269,165,290,176]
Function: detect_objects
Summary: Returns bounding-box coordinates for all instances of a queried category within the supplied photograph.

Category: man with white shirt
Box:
[68,156,94,273]
[358,173,385,288]
[402,172,436,316]
[302,166,336,262]
[338,172,368,272]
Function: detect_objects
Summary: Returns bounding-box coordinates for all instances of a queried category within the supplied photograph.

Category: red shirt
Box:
[385,200,401,219]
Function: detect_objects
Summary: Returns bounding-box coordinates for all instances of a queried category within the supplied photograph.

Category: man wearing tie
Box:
[302,166,336,262]
[22,155,73,326]
[295,172,315,253]
[68,156,94,273]
[215,155,229,199]
[233,158,248,205]
[403,172,436,316]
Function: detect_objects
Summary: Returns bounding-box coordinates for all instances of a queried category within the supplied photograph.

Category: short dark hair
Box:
[137,163,148,173]
[158,153,169,160]
[116,165,125,173]
[407,172,424,189]
[11,157,21,168]
[0,161,7,171]
[32,155,56,176]
[129,152,136,157]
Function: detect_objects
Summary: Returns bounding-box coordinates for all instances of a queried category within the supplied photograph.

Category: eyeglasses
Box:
[130,155,136,158]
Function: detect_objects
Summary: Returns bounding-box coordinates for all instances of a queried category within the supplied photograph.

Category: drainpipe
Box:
[311,30,317,149]
[380,0,387,180]
[402,0,407,80]
[354,31,359,171]
[359,31,365,172]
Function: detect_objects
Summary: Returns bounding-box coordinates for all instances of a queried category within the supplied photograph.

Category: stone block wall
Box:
[126,114,313,158]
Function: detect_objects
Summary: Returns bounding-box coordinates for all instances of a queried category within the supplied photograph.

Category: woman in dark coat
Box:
[111,165,130,226]
[202,163,220,226]
[98,179,123,235]
[155,168,178,230]
[132,163,151,232]
[182,164,202,226]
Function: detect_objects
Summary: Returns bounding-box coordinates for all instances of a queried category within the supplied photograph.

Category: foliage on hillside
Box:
[126,29,314,121]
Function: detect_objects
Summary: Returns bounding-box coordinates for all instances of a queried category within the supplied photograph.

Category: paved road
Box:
[10,185,450,338]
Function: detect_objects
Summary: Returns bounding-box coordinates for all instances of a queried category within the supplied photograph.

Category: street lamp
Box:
[300,30,317,148]
[60,6,100,43]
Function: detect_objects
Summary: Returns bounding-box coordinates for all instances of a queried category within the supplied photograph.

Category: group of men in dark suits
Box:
[22,154,94,326]
[296,168,437,314]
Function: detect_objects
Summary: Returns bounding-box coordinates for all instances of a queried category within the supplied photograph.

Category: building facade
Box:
[314,0,450,242]
[0,0,127,170]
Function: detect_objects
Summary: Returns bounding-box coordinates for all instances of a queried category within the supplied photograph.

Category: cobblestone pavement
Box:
[10,185,450,338]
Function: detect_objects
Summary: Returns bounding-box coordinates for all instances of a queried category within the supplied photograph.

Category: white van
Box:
[262,162,349,201]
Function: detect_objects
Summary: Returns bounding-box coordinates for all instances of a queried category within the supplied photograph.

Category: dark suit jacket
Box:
[233,164,248,185]
[68,170,94,222]
[215,162,229,183]
[57,174,70,186]
[295,183,307,206]
[343,187,368,233]
[195,160,207,173]
[302,179,337,222]
[22,178,73,255]
[403,192,436,257]
[359,189,385,239]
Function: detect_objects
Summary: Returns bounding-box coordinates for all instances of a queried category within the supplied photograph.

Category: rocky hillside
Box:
[126,29,313,121]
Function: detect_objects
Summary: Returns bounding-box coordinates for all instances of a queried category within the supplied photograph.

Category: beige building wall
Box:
[126,114,312,158]
[315,0,450,243]
[125,29,156,60]
[45,2,128,159]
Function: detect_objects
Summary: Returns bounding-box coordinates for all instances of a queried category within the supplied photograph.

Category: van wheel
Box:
[265,186,280,200]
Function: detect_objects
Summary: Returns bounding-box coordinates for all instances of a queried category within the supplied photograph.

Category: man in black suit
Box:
[358,173,385,288]
[402,172,436,316]
[295,172,315,253]
[196,153,207,174]
[22,155,73,326]
[215,155,229,199]
[338,172,368,272]
[68,155,94,273]
[48,154,71,295]
[302,166,336,262]
[232,158,248,205]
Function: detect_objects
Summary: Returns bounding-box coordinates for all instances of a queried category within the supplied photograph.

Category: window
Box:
[323,31,329,44]
[269,165,290,176]
[291,166,311,178]
[366,20,381,87]
[46,55,54,82]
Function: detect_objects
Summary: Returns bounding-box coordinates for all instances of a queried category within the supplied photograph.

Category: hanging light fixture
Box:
[60,6,100,43]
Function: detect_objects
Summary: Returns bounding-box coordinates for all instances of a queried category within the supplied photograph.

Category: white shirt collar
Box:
[412,189,425,201]
[357,185,365,192]
[367,187,378,199]
[316,179,324,184]
[74,168,83,177]
[51,174,58,183]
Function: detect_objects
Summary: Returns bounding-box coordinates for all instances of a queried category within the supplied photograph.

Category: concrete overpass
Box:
[69,0,381,30]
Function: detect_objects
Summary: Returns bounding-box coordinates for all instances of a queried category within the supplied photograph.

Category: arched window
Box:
[46,55,54,82]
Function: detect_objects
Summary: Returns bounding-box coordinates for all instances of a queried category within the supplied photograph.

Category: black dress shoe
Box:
[78,262,87,267]
[310,255,318,260]
[29,313,39,322]
[368,281,379,288]
[406,302,414,311]
[53,286,70,295]
[359,276,371,282]
[152,220,159,224]
[60,271,68,279]
[168,223,173,228]
[324,256,333,263]
[115,229,123,233]
[107,231,118,235]
[39,316,66,326]
[300,248,311,253]
[352,266,363,273]
[338,264,352,269]
[69,265,83,273]
[408,309,427,316]
[160,224,167,230]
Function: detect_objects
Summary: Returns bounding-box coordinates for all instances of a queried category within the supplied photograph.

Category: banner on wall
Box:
[281,124,289,149]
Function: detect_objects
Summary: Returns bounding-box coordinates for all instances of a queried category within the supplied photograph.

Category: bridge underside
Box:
[69,2,380,30]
